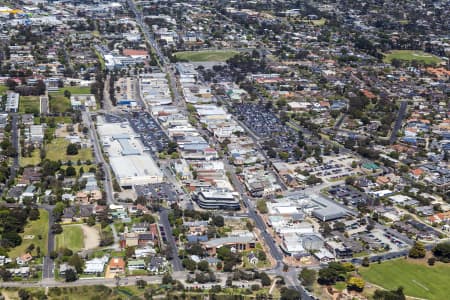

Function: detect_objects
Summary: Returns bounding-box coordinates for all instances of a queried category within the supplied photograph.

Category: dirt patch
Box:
[81,224,100,250]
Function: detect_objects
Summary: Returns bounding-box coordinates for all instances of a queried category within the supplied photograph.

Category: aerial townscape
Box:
[0,0,449,299]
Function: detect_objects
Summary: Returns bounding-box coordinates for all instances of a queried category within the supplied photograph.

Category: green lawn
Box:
[333,282,346,291]
[0,85,7,95]
[19,96,40,114]
[55,225,84,252]
[359,259,450,300]
[59,86,91,95]
[60,164,95,176]
[174,50,239,62]
[8,209,49,258]
[45,138,93,162]
[20,149,41,167]
[36,116,73,125]
[48,93,71,113]
[383,50,443,65]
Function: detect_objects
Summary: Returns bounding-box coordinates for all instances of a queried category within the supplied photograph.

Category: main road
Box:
[82,111,115,204]
[40,204,55,280]
[126,0,309,294]
[389,100,408,144]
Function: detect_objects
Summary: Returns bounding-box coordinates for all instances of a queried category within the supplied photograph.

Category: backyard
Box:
[8,209,49,258]
[359,258,450,300]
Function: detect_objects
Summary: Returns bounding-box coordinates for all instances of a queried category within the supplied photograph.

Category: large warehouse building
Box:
[97,119,163,187]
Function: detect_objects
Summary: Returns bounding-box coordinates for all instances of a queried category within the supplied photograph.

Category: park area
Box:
[174,50,239,62]
[45,138,93,162]
[359,258,450,300]
[56,224,100,252]
[56,225,84,252]
[8,209,48,258]
[383,50,442,65]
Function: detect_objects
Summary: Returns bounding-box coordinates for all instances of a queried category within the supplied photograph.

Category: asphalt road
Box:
[223,159,283,264]
[40,95,48,115]
[159,208,184,271]
[7,114,19,187]
[82,111,115,204]
[389,100,408,144]
[40,205,55,279]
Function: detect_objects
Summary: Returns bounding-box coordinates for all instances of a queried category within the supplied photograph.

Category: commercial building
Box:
[193,188,240,210]
[202,235,256,255]
[97,119,163,187]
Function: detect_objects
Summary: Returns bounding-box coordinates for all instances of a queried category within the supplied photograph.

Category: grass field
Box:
[8,209,49,258]
[46,138,93,162]
[359,259,450,300]
[55,225,84,252]
[383,50,443,65]
[48,93,71,113]
[60,164,95,176]
[59,86,91,95]
[174,50,239,62]
[19,96,40,114]
[35,116,73,125]
[20,149,41,167]
[0,85,7,95]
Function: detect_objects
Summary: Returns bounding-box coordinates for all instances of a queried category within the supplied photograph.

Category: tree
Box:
[280,287,301,300]
[256,200,268,213]
[64,90,71,99]
[49,250,58,259]
[362,257,370,267]
[162,273,173,285]
[65,268,77,282]
[246,220,254,232]
[432,242,450,262]
[197,260,210,272]
[409,241,426,259]
[347,276,365,292]
[66,143,78,155]
[299,268,316,288]
[182,258,197,272]
[68,254,83,273]
[318,263,346,285]
[257,251,266,261]
[29,208,40,220]
[260,272,271,286]
[51,223,63,234]
[211,215,224,227]
[18,289,30,300]
[333,221,346,232]
[0,268,11,281]
[373,286,406,300]
[65,166,76,177]
[136,279,147,289]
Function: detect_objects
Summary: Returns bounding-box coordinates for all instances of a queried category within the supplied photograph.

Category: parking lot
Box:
[128,111,169,155]
[135,182,179,203]
[233,103,301,159]
[309,155,361,181]
[328,185,369,207]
